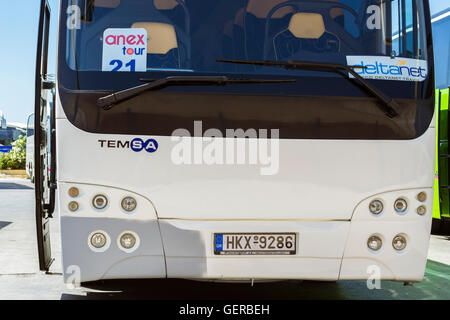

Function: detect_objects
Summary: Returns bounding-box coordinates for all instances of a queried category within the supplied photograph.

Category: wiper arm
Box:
[216,59,400,118]
[97,75,296,110]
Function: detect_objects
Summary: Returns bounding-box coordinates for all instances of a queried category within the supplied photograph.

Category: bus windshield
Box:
[64,0,429,80]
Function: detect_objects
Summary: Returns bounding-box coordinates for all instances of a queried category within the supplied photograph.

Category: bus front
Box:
[55,0,435,283]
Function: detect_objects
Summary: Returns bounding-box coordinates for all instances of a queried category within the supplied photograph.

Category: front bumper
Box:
[59,183,432,283]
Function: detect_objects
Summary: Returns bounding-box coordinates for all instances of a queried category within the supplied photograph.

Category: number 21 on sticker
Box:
[109,59,136,72]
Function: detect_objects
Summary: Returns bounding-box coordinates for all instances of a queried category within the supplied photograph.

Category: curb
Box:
[0,170,28,178]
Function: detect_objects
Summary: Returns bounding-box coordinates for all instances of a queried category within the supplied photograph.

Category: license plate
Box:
[214,233,297,255]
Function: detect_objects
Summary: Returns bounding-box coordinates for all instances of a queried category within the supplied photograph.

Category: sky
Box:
[0,0,448,124]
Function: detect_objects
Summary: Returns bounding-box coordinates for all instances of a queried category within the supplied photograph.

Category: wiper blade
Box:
[216,58,400,118]
[97,75,296,110]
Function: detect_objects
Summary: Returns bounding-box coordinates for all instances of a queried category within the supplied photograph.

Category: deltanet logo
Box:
[355,60,426,78]
[347,56,428,82]
[98,138,158,153]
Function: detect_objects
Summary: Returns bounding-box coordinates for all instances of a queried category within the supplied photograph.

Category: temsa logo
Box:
[104,34,146,46]
[98,138,158,153]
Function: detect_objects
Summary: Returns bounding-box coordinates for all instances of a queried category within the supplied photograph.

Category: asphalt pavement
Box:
[0,178,449,300]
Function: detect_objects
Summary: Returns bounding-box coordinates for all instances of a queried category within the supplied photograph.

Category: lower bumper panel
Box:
[159,219,349,280]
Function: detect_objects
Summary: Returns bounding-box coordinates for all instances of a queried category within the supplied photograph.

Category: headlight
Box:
[367,235,382,251]
[394,198,408,214]
[92,194,108,209]
[118,231,140,253]
[90,232,107,249]
[120,233,137,249]
[121,196,137,212]
[88,230,111,252]
[369,200,383,215]
[392,234,407,251]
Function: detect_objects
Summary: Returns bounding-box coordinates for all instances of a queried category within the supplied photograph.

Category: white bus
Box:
[35,0,435,284]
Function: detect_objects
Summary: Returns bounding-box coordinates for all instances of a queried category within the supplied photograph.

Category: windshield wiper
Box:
[97,76,296,110]
[216,58,400,118]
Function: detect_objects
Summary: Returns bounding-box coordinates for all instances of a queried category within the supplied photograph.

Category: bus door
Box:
[34,0,56,271]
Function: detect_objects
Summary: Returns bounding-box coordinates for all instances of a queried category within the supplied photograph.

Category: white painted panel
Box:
[56,119,435,220]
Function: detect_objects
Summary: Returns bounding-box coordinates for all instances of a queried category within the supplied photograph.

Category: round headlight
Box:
[90,232,107,249]
[92,194,108,209]
[394,198,408,214]
[417,205,427,216]
[392,234,407,251]
[121,196,137,212]
[68,201,79,212]
[417,192,427,202]
[369,200,384,215]
[367,235,382,251]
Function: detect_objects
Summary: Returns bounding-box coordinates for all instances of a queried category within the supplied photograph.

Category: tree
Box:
[0,135,26,170]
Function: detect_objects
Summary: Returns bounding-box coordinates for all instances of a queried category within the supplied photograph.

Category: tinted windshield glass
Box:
[65,0,429,79]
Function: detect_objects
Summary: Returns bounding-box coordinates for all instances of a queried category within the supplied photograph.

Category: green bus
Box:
[432,9,450,232]
[434,88,450,230]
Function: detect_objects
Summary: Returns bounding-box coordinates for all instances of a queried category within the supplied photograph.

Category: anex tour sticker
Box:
[102,28,147,72]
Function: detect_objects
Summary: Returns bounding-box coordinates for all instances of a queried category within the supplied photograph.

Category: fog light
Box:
[120,233,137,249]
[90,232,107,249]
[369,200,383,215]
[417,192,427,202]
[417,205,427,216]
[68,201,79,212]
[392,234,407,251]
[121,196,137,212]
[118,231,140,253]
[394,198,408,213]
[367,235,382,251]
[92,194,108,209]
[68,187,79,198]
